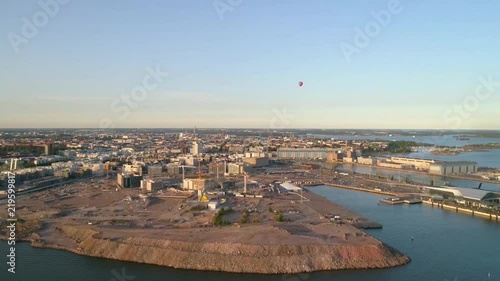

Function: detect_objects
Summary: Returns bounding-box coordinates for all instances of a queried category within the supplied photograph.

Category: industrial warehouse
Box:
[277,148,339,159]
[277,148,479,177]
[428,161,478,175]
[425,186,500,209]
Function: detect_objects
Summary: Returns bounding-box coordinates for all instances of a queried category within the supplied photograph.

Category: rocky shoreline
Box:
[7,223,410,274]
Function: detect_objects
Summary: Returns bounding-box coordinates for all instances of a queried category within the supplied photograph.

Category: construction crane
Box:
[9,158,21,171]
[179,165,196,181]
[198,156,202,179]
[216,162,221,179]
[243,171,248,194]
[214,161,225,180]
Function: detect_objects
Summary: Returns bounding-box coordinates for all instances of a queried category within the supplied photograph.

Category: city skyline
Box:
[2,2,500,280]
[1,0,500,129]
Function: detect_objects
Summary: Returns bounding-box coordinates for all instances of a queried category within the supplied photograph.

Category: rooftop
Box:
[280,182,302,192]
[430,161,478,166]
[425,186,500,201]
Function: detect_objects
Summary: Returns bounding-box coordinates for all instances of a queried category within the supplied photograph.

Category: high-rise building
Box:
[346,149,354,159]
[44,143,53,155]
[191,141,203,155]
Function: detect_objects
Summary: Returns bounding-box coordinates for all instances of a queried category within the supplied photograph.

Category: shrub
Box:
[191,205,207,211]
[276,211,283,222]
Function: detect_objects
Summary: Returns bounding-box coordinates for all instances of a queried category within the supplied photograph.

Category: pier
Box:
[380,197,405,205]
[324,183,398,196]
[379,197,423,205]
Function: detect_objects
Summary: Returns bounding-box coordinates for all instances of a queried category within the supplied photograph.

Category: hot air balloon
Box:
[298,81,303,87]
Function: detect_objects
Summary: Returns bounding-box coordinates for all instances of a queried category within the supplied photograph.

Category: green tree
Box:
[276,211,283,222]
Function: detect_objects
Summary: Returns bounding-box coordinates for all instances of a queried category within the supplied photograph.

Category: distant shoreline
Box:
[336,162,500,184]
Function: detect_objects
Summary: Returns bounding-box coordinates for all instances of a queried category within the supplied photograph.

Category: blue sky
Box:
[1,0,499,129]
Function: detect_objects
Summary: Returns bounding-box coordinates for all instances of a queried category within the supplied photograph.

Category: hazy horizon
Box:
[1,127,500,132]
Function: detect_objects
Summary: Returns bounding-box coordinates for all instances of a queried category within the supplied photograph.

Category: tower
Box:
[191,141,203,155]
[44,143,53,155]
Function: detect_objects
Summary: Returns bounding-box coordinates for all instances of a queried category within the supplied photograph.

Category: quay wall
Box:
[422,200,500,221]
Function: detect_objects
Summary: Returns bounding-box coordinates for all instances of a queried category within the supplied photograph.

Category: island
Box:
[429,143,500,155]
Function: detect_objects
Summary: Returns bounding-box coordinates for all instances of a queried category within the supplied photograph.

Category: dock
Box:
[380,197,404,205]
[423,200,500,221]
[380,197,422,205]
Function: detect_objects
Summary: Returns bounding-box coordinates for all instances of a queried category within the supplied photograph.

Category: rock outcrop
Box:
[29,224,410,274]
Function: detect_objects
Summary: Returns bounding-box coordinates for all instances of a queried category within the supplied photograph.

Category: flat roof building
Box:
[429,161,477,175]
[242,157,269,167]
[183,178,215,191]
[123,164,143,176]
[117,173,142,188]
[208,199,220,210]
[228,162,244,175]
[147,165,163,177]
[280,181,302,192]
[326,151,343,163]
[390,157,436,170]
[357,157,376,166]
[425,186,500,208]
[167,163,180,175]
[141,178,162,192]
[277,148,337,160]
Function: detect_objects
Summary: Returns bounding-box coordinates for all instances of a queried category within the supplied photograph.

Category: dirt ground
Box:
[8,173,384,243]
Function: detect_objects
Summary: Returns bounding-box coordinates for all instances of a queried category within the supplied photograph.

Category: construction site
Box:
[9,169,381,231]
[0,158,415,274]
